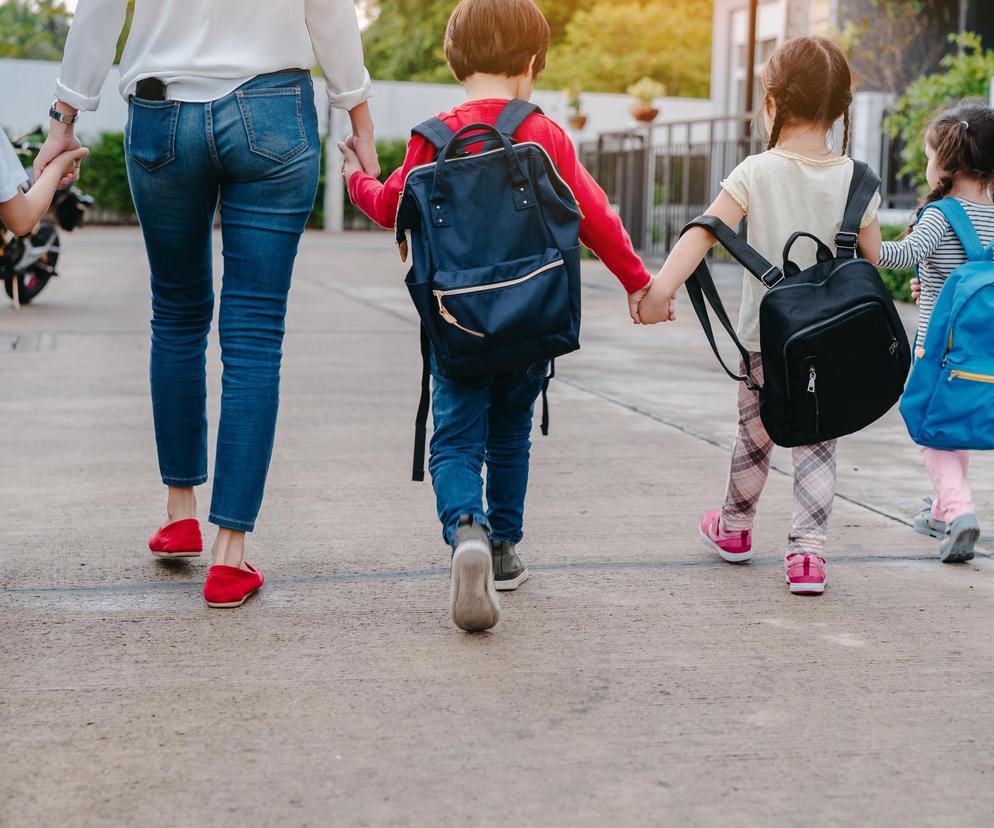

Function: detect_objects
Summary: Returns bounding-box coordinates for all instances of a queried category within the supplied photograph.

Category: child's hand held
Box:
[337,141,364,183]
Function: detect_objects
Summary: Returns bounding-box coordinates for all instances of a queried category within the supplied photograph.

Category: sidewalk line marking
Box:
[3,553,989,598]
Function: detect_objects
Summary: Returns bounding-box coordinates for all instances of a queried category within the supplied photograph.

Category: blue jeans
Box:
[429,354,548,547]
[125,70,319,531]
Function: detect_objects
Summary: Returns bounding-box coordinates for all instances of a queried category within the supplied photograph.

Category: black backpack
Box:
[397,100,583,480]
[684,161,912,447]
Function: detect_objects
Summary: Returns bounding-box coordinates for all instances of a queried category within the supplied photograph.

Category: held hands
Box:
[34,123,83,189]
[634,277,677,325]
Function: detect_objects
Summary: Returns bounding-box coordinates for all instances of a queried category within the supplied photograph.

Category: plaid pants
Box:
[720,354,837,555]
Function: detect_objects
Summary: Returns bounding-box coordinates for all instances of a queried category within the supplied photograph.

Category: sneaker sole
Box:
[450,542,500,631]
[786,575,826,595]
[940,526,979,563]
[150,550,202,558]
[494,568,529,591]
[698,525,753,563]
[204,587,260,608]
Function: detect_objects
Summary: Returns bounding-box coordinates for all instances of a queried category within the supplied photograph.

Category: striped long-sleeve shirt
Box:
[878,198,994,350]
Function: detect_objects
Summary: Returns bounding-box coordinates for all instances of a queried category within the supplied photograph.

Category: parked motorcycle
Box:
[1,131,94,307]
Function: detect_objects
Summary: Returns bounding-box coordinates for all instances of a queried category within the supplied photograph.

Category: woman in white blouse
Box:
[36,0,378,608]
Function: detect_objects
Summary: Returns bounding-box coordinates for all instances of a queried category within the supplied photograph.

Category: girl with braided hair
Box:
[865,101,994,562]
[639,36,881,595]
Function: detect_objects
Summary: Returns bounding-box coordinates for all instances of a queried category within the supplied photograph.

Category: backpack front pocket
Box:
[916,362,994,449]
[431,249,571,351]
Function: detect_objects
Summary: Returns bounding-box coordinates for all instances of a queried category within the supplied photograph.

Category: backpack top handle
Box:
[428,123,535,227]
[782,231,835,277]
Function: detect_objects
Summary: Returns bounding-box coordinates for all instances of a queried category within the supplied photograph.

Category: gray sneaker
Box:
[491,541,529,591]
[450,515,500,632]
[913,498,946,539]
[939,513,980,563]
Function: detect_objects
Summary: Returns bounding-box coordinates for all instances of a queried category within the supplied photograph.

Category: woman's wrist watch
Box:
[49,101,79,126]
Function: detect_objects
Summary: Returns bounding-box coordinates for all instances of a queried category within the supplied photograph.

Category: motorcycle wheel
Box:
[4,224,59,304]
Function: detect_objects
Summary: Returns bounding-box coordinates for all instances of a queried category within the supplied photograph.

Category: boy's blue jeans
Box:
[429,353,548,547]
[125,70,319,531]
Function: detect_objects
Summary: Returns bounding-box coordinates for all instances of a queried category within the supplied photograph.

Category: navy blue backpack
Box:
[900,198,994,449]
[395,100,583,480]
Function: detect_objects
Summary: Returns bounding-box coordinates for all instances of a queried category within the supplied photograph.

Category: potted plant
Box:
[565,84,587,130]
[628,77,665,123]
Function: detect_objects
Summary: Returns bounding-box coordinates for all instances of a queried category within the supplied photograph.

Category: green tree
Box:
[0,0,72,60]
[359,0,708,94]
[885,33,994,187]
[541,0,711,96]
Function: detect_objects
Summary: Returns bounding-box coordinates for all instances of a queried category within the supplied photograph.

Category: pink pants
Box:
[921,447,975,523]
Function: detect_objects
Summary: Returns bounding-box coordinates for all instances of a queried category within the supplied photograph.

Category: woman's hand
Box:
[34,105,82,189]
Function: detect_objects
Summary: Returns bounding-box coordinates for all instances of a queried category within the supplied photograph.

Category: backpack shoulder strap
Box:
[685,215,784,288]
[836,160,881,258]
[411,326,432,482]
[495,99,542,139]
[411,117,455,152]
[921,198,986,261]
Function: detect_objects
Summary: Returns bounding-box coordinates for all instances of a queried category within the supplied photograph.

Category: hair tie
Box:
[960,120,970,129]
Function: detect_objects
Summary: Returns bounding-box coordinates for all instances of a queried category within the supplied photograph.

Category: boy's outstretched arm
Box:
[639,190,744,324]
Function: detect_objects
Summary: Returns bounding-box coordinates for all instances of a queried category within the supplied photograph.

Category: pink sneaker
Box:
[785,553,827,595]
[699,509,753,563]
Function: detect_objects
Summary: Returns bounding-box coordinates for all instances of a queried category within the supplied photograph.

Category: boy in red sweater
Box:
[340,0,657,632]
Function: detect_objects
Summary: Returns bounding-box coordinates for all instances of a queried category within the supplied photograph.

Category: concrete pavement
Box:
[2,228,994,827]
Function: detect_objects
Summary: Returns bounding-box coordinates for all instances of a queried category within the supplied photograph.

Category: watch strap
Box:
[49,103,78,125]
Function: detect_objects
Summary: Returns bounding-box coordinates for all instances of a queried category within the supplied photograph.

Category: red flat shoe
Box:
[204,563,264,608]
[148,518,203,558]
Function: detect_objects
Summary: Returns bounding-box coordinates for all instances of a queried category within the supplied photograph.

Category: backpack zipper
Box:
[432,257,565,338]
[948,369,994,384]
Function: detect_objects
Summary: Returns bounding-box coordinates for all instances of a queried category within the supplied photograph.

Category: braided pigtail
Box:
[841,108,851,156]
[767,100,787,150]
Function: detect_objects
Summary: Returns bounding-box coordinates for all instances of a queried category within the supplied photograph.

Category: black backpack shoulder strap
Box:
[687,215,783,288]
[495,99,542,138]
[412,117,456,152]
[836,160,881,258]
[412,326,432,482]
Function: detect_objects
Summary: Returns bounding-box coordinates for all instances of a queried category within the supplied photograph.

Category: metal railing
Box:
[580,113,919,255]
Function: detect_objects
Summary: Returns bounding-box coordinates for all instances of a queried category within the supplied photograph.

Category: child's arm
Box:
[872,209,947,269]
[858,217,881,263]
[340,136,435,229]
[1,147,88,237]
[550,128,651,304]
[638,190,745,324]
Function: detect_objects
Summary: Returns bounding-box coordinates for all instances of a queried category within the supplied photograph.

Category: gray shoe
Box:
[939,513,980,563]
[450,515,500,632]
[914,498,946,539]
[491,541,529,591]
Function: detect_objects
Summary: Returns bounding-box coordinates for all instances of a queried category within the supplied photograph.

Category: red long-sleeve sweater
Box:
[347,98,651,293]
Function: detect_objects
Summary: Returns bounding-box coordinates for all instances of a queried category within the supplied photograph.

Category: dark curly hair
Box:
[762,36,854,154]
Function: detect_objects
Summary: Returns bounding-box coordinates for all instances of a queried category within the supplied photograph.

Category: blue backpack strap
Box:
[494,99,542,138]
[411,117,456,152]
[921,198,985,261]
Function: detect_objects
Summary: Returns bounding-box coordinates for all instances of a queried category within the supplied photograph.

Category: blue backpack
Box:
[395,100,583,479]
[900,198,994,449]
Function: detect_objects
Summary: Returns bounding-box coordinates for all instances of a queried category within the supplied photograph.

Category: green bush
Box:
[78,131,135,221]
[885,32,994,189]
[879,224,914,303]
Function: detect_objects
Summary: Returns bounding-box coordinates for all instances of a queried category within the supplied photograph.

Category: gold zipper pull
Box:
[433,291,485,338]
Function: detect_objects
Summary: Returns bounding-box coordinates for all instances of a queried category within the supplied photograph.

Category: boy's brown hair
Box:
[444,0,551,81]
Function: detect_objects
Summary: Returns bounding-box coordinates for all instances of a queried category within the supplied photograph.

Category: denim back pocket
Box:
[236,87,307,163]
[127,99,180,171]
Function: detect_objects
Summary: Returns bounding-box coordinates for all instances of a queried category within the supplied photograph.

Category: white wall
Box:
[0,58,714,141]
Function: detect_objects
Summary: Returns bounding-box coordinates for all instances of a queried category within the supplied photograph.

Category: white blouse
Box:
[57,0,371,112]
